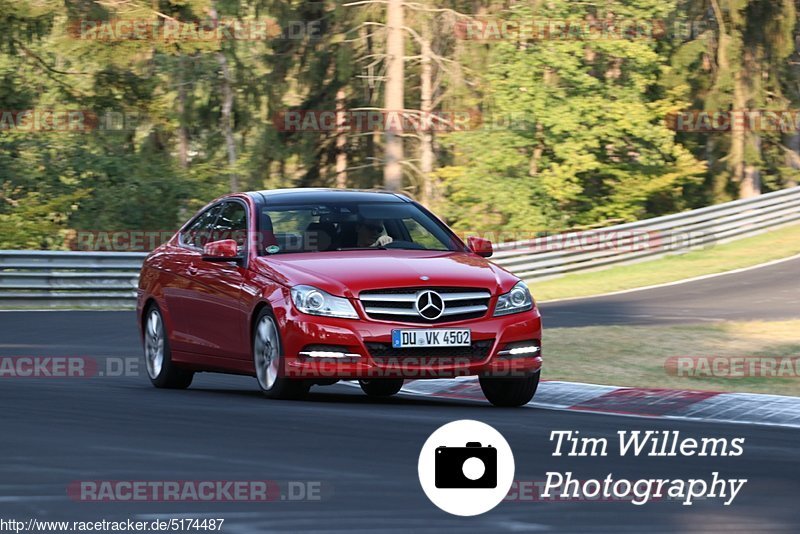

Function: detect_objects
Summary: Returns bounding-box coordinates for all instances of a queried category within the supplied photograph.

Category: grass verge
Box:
[529,223,800,302]
[544,320,800,396]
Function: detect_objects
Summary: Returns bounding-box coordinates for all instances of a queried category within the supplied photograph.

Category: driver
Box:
[355,219,393,248]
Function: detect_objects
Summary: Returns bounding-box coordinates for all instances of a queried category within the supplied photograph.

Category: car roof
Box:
[246,188,411,205]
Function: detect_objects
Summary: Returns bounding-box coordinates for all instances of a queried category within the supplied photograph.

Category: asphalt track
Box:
[1,259,799,533]
[541,256,800,327]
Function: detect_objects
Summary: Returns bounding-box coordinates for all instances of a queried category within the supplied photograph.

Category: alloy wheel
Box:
[145,310,164,380]
[254,315,281,390]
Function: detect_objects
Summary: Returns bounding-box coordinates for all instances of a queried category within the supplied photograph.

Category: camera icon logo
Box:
[418,420,515,516]
[435,442,497,488]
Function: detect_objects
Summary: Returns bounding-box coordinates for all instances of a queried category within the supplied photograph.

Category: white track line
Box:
[538,252,800,304]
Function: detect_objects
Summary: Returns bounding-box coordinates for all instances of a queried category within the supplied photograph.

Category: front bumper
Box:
[272,296,543,380]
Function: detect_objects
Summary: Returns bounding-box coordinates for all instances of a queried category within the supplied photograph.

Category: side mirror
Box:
[467,236,493,258]
[202,239,242,263]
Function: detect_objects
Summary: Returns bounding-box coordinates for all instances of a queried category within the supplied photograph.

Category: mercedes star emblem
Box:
[415,290,445,320]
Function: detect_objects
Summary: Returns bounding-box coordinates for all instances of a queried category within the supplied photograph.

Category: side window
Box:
[180,205,221,248]
[212,201,248,250]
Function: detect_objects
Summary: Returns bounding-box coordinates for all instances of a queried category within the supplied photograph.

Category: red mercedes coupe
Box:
[137,189,542,406]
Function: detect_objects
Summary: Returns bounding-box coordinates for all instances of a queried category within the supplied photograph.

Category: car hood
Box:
[253,250,519,297]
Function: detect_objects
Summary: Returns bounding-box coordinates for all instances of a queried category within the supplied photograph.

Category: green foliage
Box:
[438,1,705,232]
[0,0,797,247]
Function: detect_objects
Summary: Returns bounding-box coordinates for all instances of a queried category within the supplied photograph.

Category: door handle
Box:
[187,265,198,276]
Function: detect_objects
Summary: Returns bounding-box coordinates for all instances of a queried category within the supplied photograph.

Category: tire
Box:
[359,378,404,397]
[253,309,310,400]
[479,372,539,407]
[143,304,194,389]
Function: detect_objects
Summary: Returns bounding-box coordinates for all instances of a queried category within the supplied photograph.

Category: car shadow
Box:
[177,382,502,409]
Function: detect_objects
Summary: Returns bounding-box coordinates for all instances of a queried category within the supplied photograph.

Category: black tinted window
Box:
[212,201,248,249]
[180,205,221,248]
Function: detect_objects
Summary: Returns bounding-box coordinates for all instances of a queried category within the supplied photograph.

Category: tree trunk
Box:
[730,69,748,196]
[211,4,238,192]
[335,88,347,188]
[176,54,189,169]
[420,31,434,205]
[709,0,737,201]
[383,0,404,191]
[218,51,238,192]
[736,46,761,199]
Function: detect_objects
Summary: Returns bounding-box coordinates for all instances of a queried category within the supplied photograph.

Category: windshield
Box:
[258,201,462,255]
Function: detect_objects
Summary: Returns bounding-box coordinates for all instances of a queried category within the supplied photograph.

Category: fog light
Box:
[497,341,541,358]
[298,350,360,359]
[298,345,361,359]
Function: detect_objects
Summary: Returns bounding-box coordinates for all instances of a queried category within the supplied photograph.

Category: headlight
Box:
[493,281,534,316]
[290,285,358,319]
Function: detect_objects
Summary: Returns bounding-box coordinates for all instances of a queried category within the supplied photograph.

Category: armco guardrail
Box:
[0,185,799,308]
[491,185,800,280]
[0,251,146,308]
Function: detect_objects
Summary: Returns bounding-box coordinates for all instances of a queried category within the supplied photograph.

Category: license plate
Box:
[391,329,471,348]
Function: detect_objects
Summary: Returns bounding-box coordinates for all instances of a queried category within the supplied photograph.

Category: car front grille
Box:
[359,287,491,323]
[365,339,494,365]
